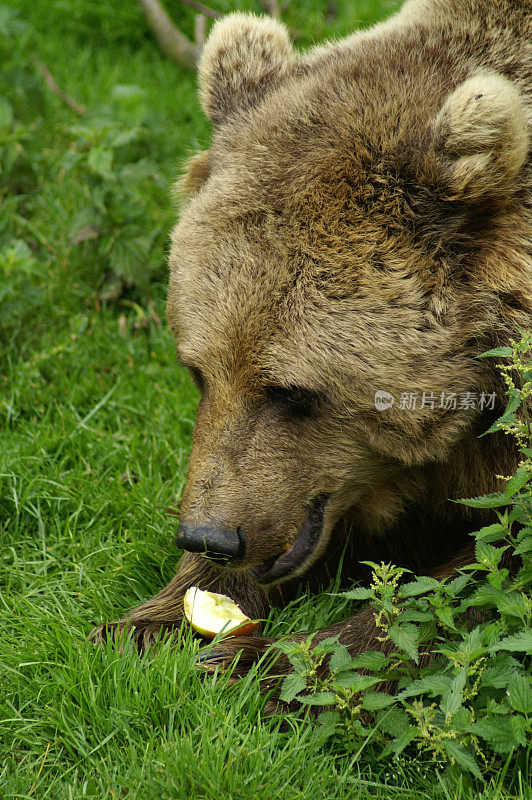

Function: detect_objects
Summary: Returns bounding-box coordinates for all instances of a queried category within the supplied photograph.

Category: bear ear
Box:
[198,12,295,126]
[432,72,528,202]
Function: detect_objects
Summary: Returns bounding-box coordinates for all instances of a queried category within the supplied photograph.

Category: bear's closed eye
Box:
[265,385,321,417]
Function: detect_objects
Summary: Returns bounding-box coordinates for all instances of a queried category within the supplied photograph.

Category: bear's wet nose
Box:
[175,524,246,565]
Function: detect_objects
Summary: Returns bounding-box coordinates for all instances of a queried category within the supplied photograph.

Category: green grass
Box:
[0,1,530,798]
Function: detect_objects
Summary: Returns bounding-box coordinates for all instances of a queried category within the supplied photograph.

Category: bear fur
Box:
[92,0,531,683]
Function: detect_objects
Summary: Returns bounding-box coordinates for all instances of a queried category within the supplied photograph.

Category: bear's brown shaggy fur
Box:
[92,0,531,686]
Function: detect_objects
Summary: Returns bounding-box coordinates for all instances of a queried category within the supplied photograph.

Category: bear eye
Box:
[266,385,319,414]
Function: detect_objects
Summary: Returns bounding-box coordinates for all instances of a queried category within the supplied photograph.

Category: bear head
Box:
[167,14,530,585]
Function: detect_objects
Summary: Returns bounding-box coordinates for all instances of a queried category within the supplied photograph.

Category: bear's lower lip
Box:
[252,495,328,584]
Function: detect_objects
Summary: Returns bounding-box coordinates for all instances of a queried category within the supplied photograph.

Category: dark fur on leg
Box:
[89,551,271,651]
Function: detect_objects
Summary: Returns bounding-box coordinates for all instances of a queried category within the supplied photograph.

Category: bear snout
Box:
[175,522,246,565]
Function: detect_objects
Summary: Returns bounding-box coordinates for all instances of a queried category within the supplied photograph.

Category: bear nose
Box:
[175,524,246,564]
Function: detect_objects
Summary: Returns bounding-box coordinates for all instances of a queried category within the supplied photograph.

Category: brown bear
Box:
[92,0,531,685]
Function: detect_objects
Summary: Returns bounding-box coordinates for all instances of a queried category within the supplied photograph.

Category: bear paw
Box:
[89,619,180,654]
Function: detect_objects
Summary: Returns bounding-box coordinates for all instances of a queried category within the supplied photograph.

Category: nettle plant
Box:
[0,239,46,331]
[276,334,532,783]
[62,91,170,297]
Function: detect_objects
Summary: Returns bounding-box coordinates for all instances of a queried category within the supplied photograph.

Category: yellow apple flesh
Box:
[183,586,258,639]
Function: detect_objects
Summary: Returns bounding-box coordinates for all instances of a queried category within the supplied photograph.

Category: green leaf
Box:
[110,84,146,109]
[445,573,471,596]
[451,706,474,733]
[486,698,511,716]
[513,538,532,556]
[361,691,396,711]
[495,591,528,619]
[440,671,466,716]
[274,640,311,673]
[514,560,532,591]
[469,584,505,609]
[312,636,340,656]
[452,669,467,693]
[487,569,509,589]
[480,394,522,437]
[481,657,522,689]
[0,5,27,37]
[109,233,152,284]
[398,577,439,597]
[377,707,410,737]
[279,672,307,703]
[469,717,517,754]
[112,129,145,150]
[504,466,531,497]
[88,146,114,177]
[475,541,506,569]
[298,691,336,707]
[340,587,373,601]
[329,645,352,674]
[399,674,452,700]
[514,523,532,539]
[388,624,419,661]
[507,674,532,713]
[435,605,456,630]
[315,710,341,728]
[455,626,485,661]
[349,651,389,671]
[381,726,418,758]
[443,740,482,779]
[509,715,527,748]
[333,671,380,692]
[0,97,13,129]
[479,346,513,358]
[491,631,532,653]
[312,710,341,745]
[457,492,510,509]
[473,522,506,543]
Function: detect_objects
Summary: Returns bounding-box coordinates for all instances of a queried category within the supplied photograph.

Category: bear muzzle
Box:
[175,523,246,565]
[252,494,329,584]
[175,494,329,582]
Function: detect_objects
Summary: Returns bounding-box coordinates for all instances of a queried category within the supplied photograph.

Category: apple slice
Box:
[183,587,258,639]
